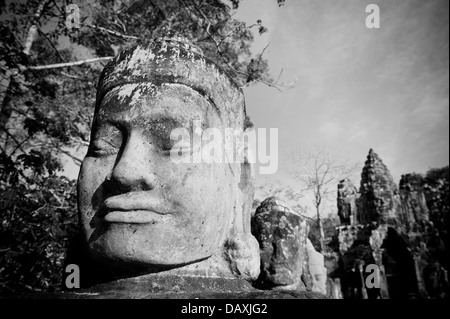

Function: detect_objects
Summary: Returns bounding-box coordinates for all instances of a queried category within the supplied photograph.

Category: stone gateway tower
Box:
[358,149,401,225]
[334,149,447,299]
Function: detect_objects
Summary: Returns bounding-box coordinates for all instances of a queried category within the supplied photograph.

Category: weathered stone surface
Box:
[32,275,327,299]
[336,224,368,255]
[337,178,359,225]
[75,34,260,288]
[326,278,343,299]
[97,35,245,129]
[69,33,328,299]
[399,174,430,229]
[358,149,401,225]
[306,239,327,295]
[333,149,448,299]
[251,197,308,291]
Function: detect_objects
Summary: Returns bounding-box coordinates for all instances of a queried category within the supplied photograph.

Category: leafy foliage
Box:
[0,176,77,296]
[0,0,285,295]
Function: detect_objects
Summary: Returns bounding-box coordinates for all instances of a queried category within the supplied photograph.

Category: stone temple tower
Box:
[333,149,445,299]
[358,149,401,225]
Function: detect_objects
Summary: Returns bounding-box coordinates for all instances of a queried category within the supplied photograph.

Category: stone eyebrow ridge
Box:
[95,81,221,118]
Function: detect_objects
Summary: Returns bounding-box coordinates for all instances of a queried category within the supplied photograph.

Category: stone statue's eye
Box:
[89,124,123,157]
[161,128,192,157]
[161,139,192,157]
[91,138,120,156]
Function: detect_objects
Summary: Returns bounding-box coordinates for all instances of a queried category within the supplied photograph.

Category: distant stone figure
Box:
[337,178,358,225]
[76,35,260,286]
[399,174,430,227]
[306,239,328,295]
[251,197,309,291]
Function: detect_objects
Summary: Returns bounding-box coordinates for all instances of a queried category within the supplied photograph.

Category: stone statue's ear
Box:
[223,231,260,281]
[238,161,253,192]
[222,143,260,281]
[237,126,256,191]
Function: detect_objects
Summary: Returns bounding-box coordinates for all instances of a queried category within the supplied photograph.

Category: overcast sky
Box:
[235,0,449,199]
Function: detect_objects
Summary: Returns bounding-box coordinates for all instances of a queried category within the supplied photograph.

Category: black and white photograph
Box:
[0,0,448,309]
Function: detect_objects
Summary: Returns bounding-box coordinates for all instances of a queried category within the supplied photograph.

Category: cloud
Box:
[348,129,368,142]
[319,122,343,138]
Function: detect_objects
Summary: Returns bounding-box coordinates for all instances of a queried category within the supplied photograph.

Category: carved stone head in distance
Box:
[77,35,259,279]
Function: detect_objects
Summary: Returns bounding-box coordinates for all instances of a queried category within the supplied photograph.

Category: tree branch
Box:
[179,0,290,92]
[88,24,139,40]
[23,0,51,55]
[1,127,25,155]
[59,149,82,165]
[10,134,32,157]
[60,72,85,80]
[28,57,114,70]
[189,0,213,32]
[254,42,270,73]
[68,136,89,147]
[38,29,65,62]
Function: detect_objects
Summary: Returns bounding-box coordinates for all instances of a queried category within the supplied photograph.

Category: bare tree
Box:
[255,180,308,217]
[290,147,361,252]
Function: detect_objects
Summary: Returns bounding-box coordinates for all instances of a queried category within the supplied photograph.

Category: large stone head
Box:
[77,35,259,278]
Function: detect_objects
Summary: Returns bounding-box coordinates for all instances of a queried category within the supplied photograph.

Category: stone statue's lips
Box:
[102,192,172,224]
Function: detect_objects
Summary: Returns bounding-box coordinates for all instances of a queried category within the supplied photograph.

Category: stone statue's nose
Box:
[108,134,157,192]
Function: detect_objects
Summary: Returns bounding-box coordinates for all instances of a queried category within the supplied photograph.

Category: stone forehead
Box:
[255,197,302,218]
[96,37,246,128]
[98,82,219,120]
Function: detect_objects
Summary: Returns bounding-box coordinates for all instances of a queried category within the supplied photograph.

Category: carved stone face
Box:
[307,240,327,295]
[310,266,327,295]
[78,82,239,267]
[251,198,307,289]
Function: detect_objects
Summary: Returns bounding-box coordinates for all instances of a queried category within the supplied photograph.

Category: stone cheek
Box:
[251,197,307,290]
